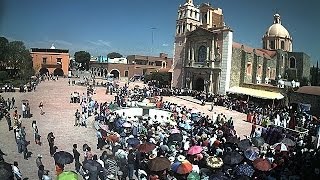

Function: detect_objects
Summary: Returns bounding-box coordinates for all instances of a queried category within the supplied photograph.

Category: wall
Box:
[31,52,69,75]
[230,48,242,87]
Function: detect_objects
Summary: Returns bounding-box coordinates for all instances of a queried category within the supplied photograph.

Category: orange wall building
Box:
[30,46,70,76]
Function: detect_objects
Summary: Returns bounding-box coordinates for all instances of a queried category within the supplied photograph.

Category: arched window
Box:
[289,57,296,68]
[281,41,285,50]
[269,40,275,49]
[198,46,207,62]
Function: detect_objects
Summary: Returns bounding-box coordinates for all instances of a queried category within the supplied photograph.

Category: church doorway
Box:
[193,77,204,91]
[110,69,120,79]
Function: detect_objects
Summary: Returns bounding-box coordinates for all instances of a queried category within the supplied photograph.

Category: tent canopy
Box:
[227,87,284,100]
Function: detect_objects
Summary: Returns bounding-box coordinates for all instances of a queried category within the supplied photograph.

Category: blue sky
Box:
[0,0,319,64]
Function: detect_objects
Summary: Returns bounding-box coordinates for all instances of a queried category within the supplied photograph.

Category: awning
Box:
[168,68,174,73]
[227,87,284,100]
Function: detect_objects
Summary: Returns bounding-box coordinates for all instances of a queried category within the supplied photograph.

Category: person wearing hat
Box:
[36,154,43,168]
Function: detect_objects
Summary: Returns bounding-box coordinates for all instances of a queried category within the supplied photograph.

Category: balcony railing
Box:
[185,60,221,68]
[41,63,62,69]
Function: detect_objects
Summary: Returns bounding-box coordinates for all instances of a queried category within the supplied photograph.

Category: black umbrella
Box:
[83,159,103,172]
[226,136,240,144]
[223,152,244,165]
[127,138,140,146]
[168,133,183,142]
[54,151,74,165]
[237,139,251,151]
[251,137,265,147]
[0,161,14,180]
[210,171,229,180]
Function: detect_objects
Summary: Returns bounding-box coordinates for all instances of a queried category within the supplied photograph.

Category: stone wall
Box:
[230,48,242,87]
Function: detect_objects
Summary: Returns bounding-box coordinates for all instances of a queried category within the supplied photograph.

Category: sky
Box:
[0,0,319,64]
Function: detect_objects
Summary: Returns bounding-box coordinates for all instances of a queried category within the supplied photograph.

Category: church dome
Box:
[265,14,291,38]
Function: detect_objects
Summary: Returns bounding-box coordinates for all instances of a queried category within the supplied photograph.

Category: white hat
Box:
[37,154,42,158]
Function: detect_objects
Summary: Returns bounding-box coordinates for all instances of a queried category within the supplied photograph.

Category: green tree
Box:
[74,51,90,70]
[0,71,8,82]
[107,52,123,59]
[0,37,9,70]
[145,72,172,88]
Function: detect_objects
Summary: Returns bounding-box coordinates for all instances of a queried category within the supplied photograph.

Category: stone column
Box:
[206,46,210,61]
[188,41,191,62]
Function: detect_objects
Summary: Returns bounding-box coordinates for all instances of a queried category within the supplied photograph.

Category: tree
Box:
[107,52,123,59]
[0,71,8,82]
[74,51,90,70]
[145,72,172,88]
[0,37,9,69]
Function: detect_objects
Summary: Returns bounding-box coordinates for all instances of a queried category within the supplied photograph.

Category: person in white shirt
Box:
[12,161,22,180]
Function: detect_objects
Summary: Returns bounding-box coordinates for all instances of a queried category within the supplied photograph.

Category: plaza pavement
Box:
[0,78,252,179]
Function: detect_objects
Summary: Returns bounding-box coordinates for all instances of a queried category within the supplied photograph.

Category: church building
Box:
[172,0,311,99]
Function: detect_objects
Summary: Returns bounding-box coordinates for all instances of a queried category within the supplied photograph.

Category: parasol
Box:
[148,157,171,171]
[53,151,74,165]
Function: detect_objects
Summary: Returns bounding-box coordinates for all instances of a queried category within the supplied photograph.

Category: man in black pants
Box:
[72,144,80,172]
[47,132,55,156]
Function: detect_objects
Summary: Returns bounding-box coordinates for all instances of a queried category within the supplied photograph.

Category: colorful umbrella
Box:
[127,137,140,146]
[206,156,224,169]
[187,172,200,180]
[272,143,288,152]
[122,122,132,128]
[251,137,265,147]
[148,157,171,171]
[171,160,193,174]
[54,151,74,165]
[244,147,259,161]
[281,138,295,147]
[237,139,251,151]
[253,158,271,171]
[223,152,244,165]
[107,134,119,143]
[57,171,78,180]
[170,128,180,134]
[187,146,203,155]
[137,143,156,153]
[234,163,255,177]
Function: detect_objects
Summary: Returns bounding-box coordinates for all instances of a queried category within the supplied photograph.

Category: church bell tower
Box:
[172,0,201,88]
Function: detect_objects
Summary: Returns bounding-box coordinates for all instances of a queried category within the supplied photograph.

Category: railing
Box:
[185,60,221,68]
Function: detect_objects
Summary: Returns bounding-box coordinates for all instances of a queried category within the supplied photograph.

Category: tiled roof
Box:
[296,86,320,96]
[232,42,277,59]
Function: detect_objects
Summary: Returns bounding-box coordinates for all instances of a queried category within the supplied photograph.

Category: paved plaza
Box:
[0,78,252,179]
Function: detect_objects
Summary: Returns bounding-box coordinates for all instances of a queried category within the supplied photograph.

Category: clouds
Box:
[88,40,111,47]
[162,43,169,47]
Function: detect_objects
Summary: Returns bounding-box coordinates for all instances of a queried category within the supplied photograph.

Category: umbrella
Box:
[100,125,108,131]
[187,172,200,180]
[57,171,78,180]
[234,163,255,177]
[122,122,132,128]
[21,99,29,103]
[187,146,203,155]
[170,128,180,134]
[210,171,229,180]
[54,151,74,165]
[253,158,271,171]
[244,147,259,161]
[171,160,193,174]
[137,143,156,153]
[251,137,265,147]
[237,139,251,151]
[0,161,14,180]
[226,136,240,144]
[206,156,224,169]
[127,138,140,146]
[107,134,119,143]
[182,123,192,130]
[148,157,171,171]
[168,133,183,142]
[272,143,288,152]
[281,138,295,147]
[115,149,127,159]
[223,152,244,165]
[83,159,103,172]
